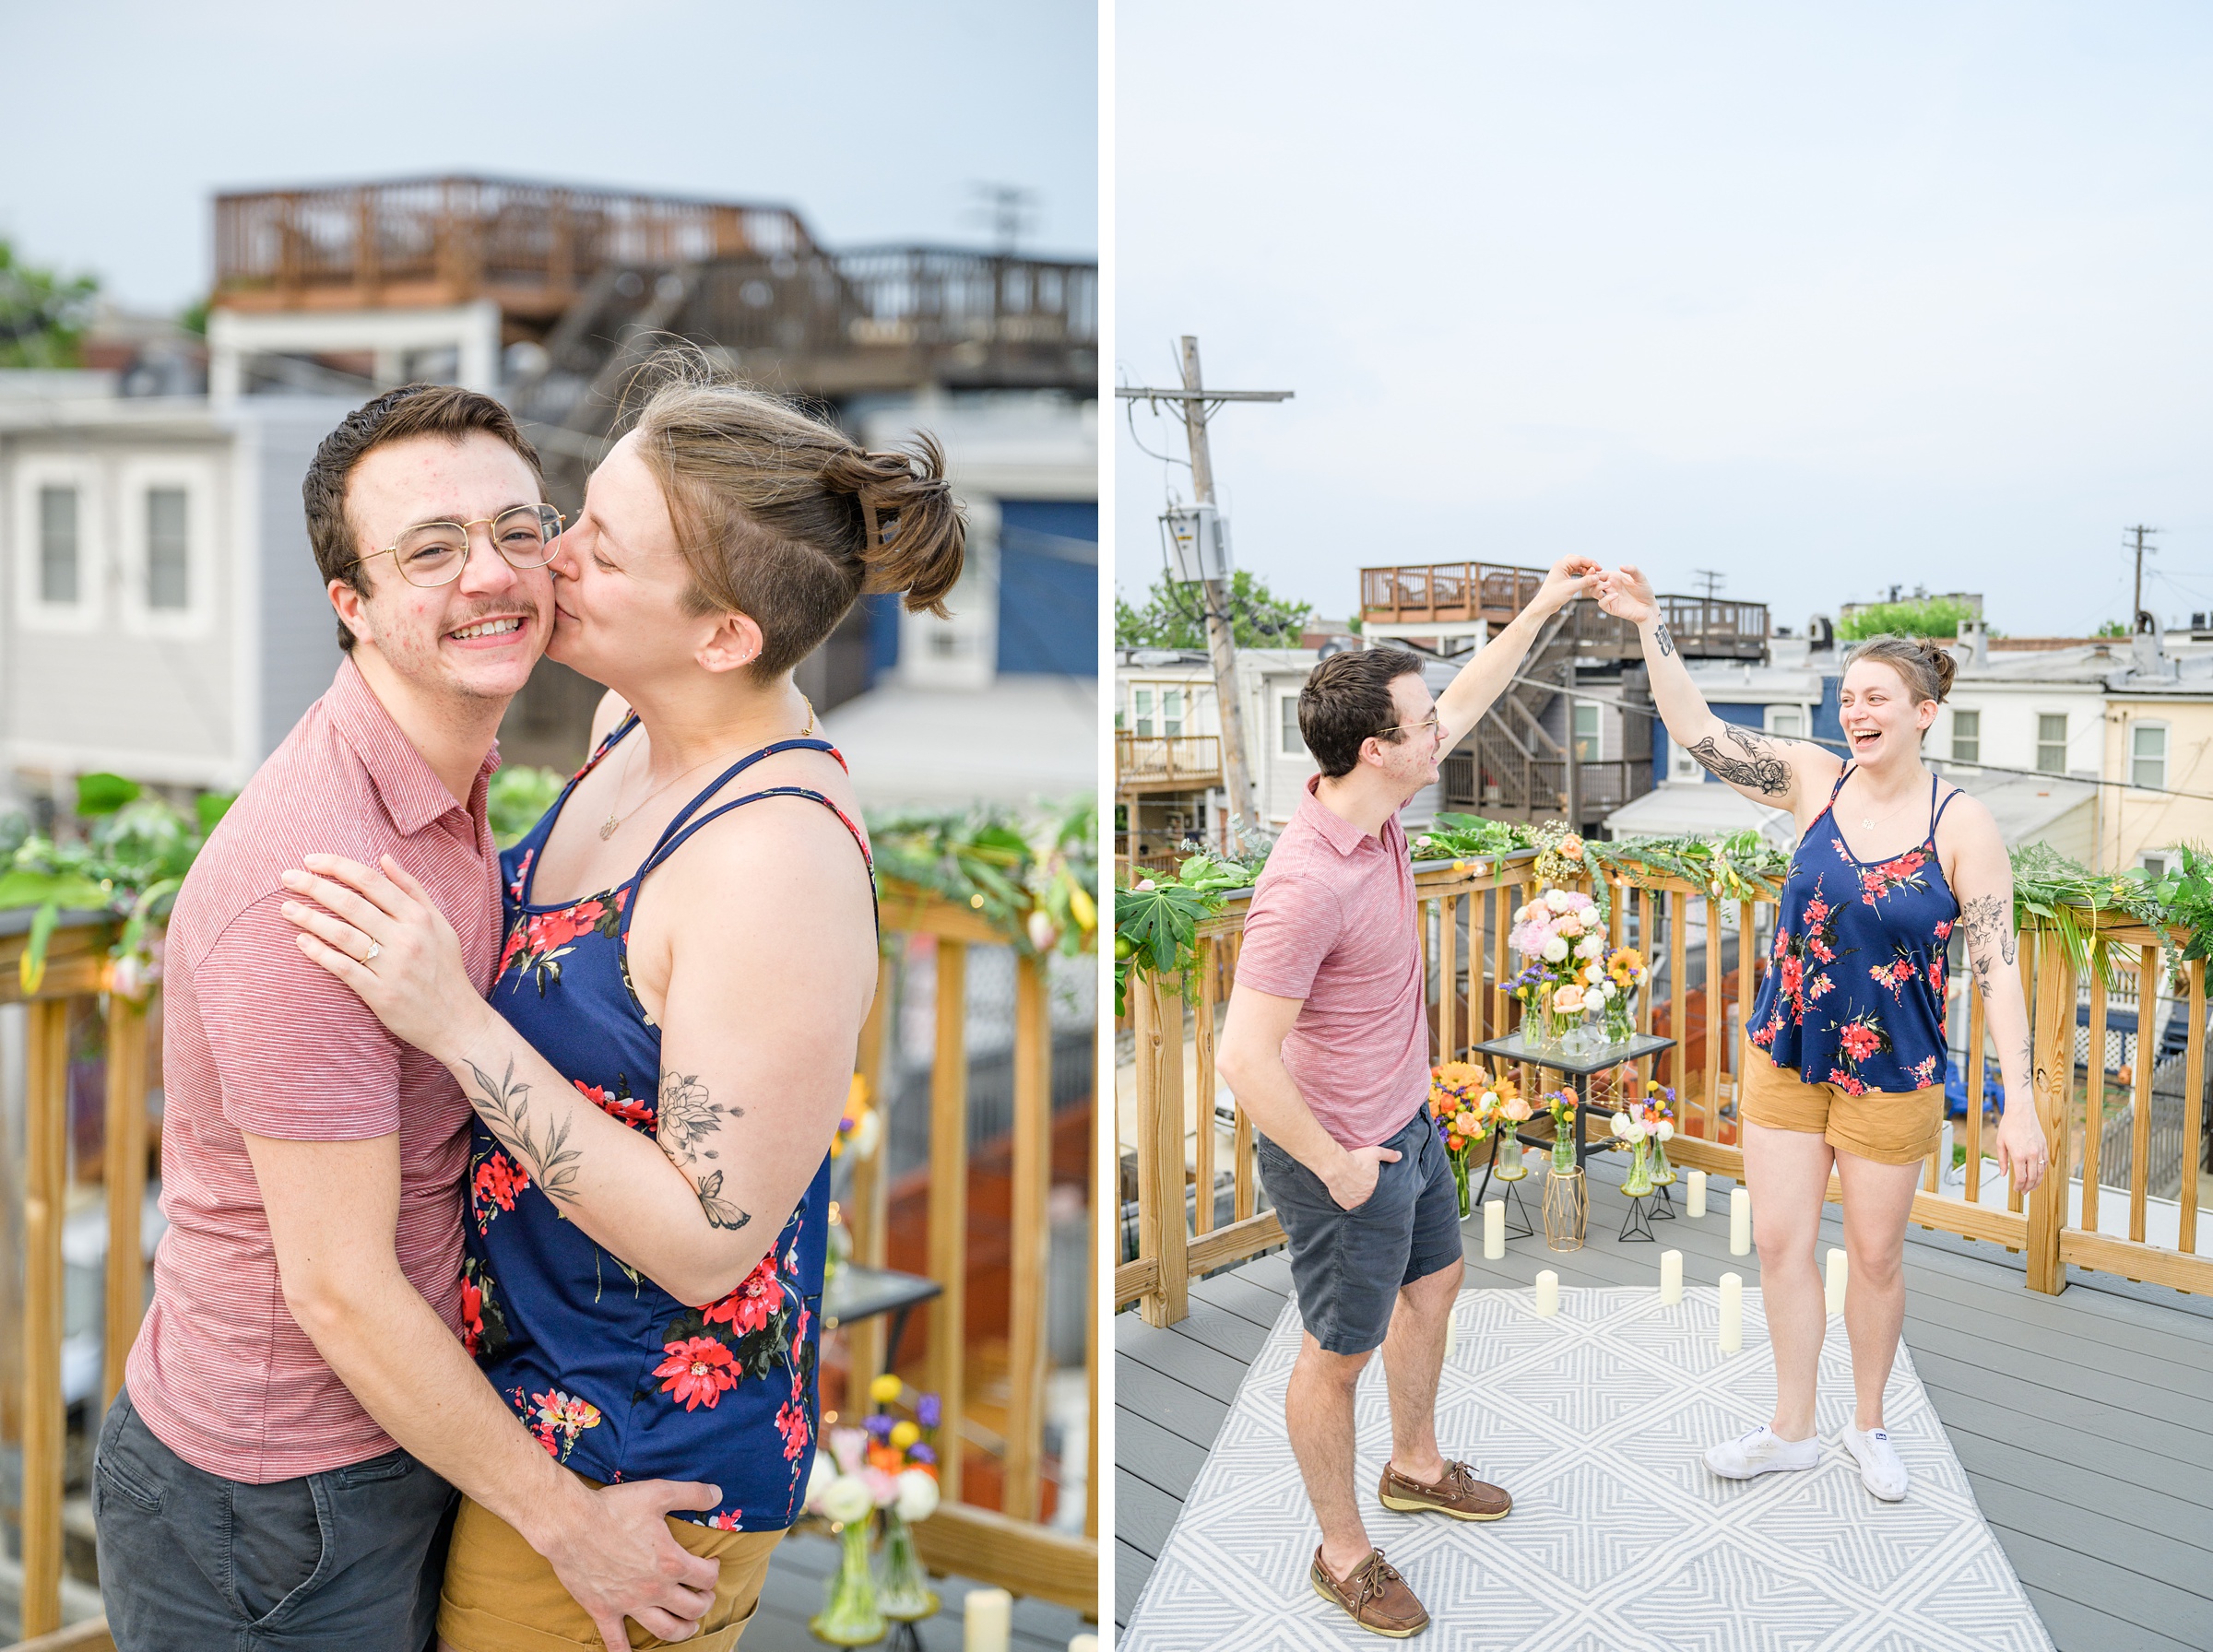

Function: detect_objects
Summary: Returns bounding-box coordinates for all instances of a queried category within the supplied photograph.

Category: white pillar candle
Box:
[1443,1301,1458,1361]
[1534,1269,1560,1316]
[1729,1186,1752,1257]
[1069,1638,1100,1652]
[1661,1248,1684,1304]
[1719,1270,1744,1352]
[1688,1168,1709,1219]
[1826,1245,1848,1315]
[965,1588,1013,1652]
[1484,1198,1505,1260]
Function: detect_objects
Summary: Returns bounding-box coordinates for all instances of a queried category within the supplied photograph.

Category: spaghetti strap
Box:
[1931,781,1963,833]
[641,738,848,866]
[1828,764,1855,802]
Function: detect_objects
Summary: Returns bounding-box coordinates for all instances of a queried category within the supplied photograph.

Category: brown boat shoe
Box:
[1310,1546,1430,1638]
[1378,1458,1513,1521]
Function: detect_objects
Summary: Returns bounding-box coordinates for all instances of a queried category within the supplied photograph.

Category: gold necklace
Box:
[598,697,818,841]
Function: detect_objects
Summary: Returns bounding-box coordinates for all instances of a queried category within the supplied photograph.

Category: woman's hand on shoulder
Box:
[279,854,493,1063]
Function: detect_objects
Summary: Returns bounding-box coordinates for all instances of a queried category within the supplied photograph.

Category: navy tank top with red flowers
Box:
[462,715,870,1530]
[1747,768,1960,1096]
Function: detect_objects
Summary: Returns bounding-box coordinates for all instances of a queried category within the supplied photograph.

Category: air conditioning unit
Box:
[1163,503,1231,584]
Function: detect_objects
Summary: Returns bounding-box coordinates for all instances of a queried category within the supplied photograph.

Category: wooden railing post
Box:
[845,955,894,1395]
[926,939,969,1501]
[1000,954,1051,1522]
[22,997,69,1641]
[103,992,152,1407]
[2025,934,2077,1294]
[1133,974,1189,1327]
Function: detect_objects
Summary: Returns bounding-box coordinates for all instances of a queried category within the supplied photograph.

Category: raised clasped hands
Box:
[1592,562,1658,627]
[279,852,487,1062]
[1534,553,1604,615]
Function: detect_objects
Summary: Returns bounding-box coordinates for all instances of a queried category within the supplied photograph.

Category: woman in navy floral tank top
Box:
[1597,567,2048,1506]
[281,351,964,1651]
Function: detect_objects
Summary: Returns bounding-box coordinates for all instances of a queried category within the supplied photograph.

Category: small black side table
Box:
[1466,1028,1677,1216]
[822,1263,942,1379]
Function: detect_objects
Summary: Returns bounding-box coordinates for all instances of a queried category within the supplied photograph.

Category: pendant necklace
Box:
[598,697,818,841]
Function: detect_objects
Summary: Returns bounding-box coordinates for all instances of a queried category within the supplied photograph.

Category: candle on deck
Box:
[1661,1248,1684,1304]
[1688,1169,1709,1219]
[1069,1639,1100,1652]
[1484,1198,1505,1260]
[1826,1246,1848,1315]
[1719,1271,1744,1351]
[1534,1269,1560,1316]
[1730,1186,1752,1257]
[965,1588,1013,1652]
[1444,1299,1459,1361]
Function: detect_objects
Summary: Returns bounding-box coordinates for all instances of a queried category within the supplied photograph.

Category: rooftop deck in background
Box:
[1357,562,1768,661]
[1115,1152,2213,1651]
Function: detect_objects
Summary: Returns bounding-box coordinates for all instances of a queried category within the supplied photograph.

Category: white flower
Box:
[1610,1112,1632,1139]
[805,1449,837,1512]
[1590,979,1612,1002]
[1137,879,1156,891]
[1479,1091,1497,1109]
[822,1473,875,1525]
[1416,835,1435,848]
[1583,963,1604,985]
[1575,936,1604,960]
[849,1108,883,1160]
[1543,937,1570,962]
[1657,1121,1675,1141]
[1027,910,1059,951]
[1544,889,1573,914]
[1625,1116,1649,1140]
[893,1468,940,1522]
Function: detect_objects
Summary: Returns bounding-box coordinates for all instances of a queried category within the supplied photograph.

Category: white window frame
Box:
[13,455,106,633]
[1765,704,1806,742]
[2131,721,2169,792]
[1162,688,1184,738]
[117,455,219,640]
[1130,687,1154,738]
[1280,692,1306,757]
[1572,702,1603,762]
[2036,711,2067,775]
[1950,707,1981,765]
[2139,849,2172,882]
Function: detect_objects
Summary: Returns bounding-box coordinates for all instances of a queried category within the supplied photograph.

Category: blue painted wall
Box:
[1654,700,1794,786]
[995,500,1097,677]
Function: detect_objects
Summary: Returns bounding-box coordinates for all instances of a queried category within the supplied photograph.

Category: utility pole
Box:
[2126,525,2160,628]
[1692,568,1725,602]
[1117,339,1293,851]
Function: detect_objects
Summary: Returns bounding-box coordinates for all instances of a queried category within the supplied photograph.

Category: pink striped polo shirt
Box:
[1234,775,1428,1150]
[126,655,503,1481]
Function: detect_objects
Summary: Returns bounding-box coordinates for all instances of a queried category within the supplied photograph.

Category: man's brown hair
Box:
[1298,646,1426,779]
[302,384,545,651]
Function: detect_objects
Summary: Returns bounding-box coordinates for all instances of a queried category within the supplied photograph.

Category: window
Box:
[2037,714,2066,774]
[146,488,189,609]
[1573,702,1600,762]
[1281,694,1306,756]
[1951,709,1980,764]
[1132,689,1154,738]
[2141,853,2169,882]
[39,486,78,604]
[1769,706,1804,740]
[1163,689,1183,738]
[2133,724,2167,791]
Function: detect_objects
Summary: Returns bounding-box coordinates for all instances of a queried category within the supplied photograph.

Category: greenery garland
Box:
[864,796,1099,957]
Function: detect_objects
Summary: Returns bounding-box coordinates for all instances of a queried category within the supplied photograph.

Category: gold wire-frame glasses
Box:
[1376,713,1443,740]
[351,503,566,588]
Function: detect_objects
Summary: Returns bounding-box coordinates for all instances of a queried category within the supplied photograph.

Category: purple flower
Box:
[917,1393,941,1429]
[907,1443,936,1464]
[864,1413,894,1441]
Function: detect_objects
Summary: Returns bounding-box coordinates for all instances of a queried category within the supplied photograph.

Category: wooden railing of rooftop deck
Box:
[3,889,1095,1647]
[1117,854,2213,1326]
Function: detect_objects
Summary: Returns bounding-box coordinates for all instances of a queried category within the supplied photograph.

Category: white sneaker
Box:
[1704,1424,1820,1481]
[1840,1424,1910,1502]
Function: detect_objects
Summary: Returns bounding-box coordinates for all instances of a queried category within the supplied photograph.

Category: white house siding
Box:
[1937,678,2106,782]
[4,430,240,786]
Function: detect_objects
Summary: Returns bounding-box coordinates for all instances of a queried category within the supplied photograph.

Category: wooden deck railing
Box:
[6,889,1095,1645]
[1115,732,1222,791]
[1116,853,2213,1326]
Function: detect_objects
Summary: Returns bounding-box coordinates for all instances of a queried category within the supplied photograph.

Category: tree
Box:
[0,241,98,369]
[1836,596,1975,642]
[2093,619,2128,639]
[1116,569,1313,649]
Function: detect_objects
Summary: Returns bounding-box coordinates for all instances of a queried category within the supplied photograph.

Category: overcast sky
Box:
[1115,1,2213,639]
[6,0,1095,307]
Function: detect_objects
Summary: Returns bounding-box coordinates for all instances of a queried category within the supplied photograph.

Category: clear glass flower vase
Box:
[810,1516,887,1646]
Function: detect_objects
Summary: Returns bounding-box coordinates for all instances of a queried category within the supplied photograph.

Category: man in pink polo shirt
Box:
[1218,554,1597,1637]
[92,385,720,1652]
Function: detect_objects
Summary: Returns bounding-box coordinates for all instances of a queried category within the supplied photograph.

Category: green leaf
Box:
[76,773,140,816]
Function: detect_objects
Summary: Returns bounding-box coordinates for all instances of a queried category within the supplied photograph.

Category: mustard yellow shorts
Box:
[437,1490,783,1652]
[1739,1043,1945,1166]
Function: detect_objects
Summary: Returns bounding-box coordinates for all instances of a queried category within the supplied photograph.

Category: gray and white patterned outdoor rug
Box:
[1123,1286,2052,1651]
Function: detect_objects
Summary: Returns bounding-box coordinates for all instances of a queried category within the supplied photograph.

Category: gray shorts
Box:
[93,1386,456,1652]
[1258,1107,1464,1355]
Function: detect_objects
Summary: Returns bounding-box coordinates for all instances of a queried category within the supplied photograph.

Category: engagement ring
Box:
[362,941,381,964]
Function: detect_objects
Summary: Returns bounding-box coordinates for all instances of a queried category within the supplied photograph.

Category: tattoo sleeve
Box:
[1960,893,2018,989]
[657,1069,751,1231]
[467,1057,582,1205]
[1653,622,1675,659]
[1685,724,1793,796]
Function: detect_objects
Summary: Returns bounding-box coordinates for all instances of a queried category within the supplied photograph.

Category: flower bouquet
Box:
[862,1375,943,1622]
[823,1076,882,1296]
[804,1427,887,1646]
[1607,1089,1676,1198]
[1429,1063,1502,1218]
[1602,947,1645,1044]
[1540,1088,1580,1173]
[1492,1085,1533,1182]
[1508,889,1606,1047]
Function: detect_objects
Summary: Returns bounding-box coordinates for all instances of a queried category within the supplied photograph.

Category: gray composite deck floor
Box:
[1115,1153,2213,1652]
[748,1528,1091,1651]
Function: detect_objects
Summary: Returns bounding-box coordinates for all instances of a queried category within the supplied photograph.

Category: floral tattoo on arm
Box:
[657,1069,751,1232]
[467,1057,582,1206]
[1686,724,1793,797]
[1960,893,2018,991]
